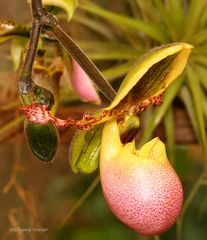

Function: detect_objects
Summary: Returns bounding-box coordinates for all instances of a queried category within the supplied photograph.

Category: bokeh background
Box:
[0,1,207,240]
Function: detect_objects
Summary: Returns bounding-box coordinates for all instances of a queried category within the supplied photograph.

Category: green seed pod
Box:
[25,120,58,162]
[69,125,103,174]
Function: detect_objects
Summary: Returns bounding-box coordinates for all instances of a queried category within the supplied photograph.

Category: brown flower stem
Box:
[31,0,46,17]
[18,18,41,95]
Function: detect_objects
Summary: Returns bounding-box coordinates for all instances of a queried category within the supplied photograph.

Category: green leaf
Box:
[73,14,116,40]
[193,64,207,91]
[135,0,159,21]
[11,38,27,71]
[187,66,206,149]
[201,89,207,123]
[191,54,207,67]
[25,120,59,162]
[154,0,178,40]
[79,1,169,43]
[106,43,192,111]
[184,0,205,37]
[137,75,185,147]
[154,0,184,39]
[163,106,175,163]
[167,0,184,33]
[77,41,140,60]
[179,85,200,142]
[102,61,134,81]
[190,29,207,45]
[42,0,78,20]
[69,125,103,174]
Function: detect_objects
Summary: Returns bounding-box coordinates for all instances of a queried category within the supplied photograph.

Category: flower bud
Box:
[71,58,101,104]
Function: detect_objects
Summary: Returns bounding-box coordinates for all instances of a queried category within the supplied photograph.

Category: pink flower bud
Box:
[71,58,101,104]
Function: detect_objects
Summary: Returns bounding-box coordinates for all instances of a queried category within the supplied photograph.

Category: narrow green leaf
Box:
[190,29,207,45]
[163,106,175,163]
[179,85,200,142]
[73,14,116,40]
[167,0,184,30]
[86,50,139,61]
[79,1,169,43]
[135,0,159,21]
[199,3,207,28]
[187,66,206,149]
[137,75,185,146]
[11,38,27,71]
[42,0,78,20]
[193,64,207,91]
[201,89,207,123]
[191,54,207,67]
[77,40,133,52]
[154,0,177,40]
[78,41,139,60]
[184,0,204,37]
[102,61,134,81]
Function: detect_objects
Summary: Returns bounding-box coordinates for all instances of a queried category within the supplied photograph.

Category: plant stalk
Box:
[18,18,41,95]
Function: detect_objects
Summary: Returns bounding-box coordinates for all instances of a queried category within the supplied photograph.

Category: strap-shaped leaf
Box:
[11,38,27,71]
[187,66,206,150]
[137,75,185,147]
[106,43,192,111]
[155,0,184,39]
[179,85,200,142]
[163,106,175,163]
[42,0,78,20]
[102,61,134,81]
[79,1,169,43]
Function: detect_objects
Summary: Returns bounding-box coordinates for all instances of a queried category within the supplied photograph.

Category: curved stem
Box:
[31,0,46,17]
[18,18,41,95]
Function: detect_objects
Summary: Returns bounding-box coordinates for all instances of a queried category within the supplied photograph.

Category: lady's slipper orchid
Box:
[100,119,183,236]
[70,58,101,104]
